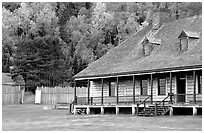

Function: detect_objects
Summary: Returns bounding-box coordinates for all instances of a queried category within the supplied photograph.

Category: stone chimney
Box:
[152,8,171,30]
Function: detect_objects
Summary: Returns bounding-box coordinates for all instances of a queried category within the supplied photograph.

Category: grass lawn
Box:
[2,104,202,131]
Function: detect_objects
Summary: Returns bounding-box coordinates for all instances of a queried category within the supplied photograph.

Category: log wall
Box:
[90,71,201,103]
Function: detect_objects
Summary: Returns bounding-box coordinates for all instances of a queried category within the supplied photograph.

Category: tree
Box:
[2,2,202,90]
[13,36,66,90]
[2,2,21,12]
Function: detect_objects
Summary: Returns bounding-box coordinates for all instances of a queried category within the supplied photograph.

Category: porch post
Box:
[170,72,172,103]
[150,74,153,104]
[87,79,90,105]
[74,80,77,105]
[101,78,104,105]
[116,77,119,105]
[193,70,196,103]
[133,75,136,104]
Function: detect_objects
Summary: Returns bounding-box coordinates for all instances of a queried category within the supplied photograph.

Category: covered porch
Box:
[73,68,202,116]
[74,69,201,104]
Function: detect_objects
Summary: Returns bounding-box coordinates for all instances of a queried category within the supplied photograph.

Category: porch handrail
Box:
[154,94,172,116]
[137,95,151,111]
[157,94,171,106]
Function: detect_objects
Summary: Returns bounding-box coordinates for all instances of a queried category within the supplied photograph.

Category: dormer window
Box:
[178,30,199,51]
[143,36,161,56]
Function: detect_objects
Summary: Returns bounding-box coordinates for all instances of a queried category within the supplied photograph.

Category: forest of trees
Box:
[2,2,202,92]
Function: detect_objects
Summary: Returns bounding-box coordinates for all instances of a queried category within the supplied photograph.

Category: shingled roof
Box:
[75,15,202,79]
[2,73,25,86]
[2,73,16,85]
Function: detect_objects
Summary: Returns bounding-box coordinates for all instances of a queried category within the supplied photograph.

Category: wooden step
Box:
[138,106,170,117]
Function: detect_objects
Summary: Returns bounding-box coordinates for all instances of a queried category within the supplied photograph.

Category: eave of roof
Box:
[74,65,202,80]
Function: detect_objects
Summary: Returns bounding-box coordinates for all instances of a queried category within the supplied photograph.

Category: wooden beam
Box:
[74,80,77,105]
[193,70,196,103]
[75,67,202,81]
[150,74,153,103]
[101,78,104,105]
[116,77,119,105]
[133,75,135,104]
[87,79,90,105]
[170,72,172,103]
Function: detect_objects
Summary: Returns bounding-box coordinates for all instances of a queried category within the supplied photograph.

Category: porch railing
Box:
[75,93,202,106]
[171,94,202,105]
[137,95,151,111]
[75,95,151,105]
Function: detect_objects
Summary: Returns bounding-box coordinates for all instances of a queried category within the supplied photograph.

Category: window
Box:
[158,78,166,95]
[109,82,115,96]
[178,30,199,52]
[143,39,151,56]
[180,37,188,51]
[143,36,161,56]
[198,75,202,94]
[141,79,148,95]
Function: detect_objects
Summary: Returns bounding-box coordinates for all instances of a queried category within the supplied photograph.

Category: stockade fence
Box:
[2,85,21,105]
[38,86,88,105]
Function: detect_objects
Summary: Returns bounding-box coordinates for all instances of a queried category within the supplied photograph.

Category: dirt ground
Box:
[2,104,202,131]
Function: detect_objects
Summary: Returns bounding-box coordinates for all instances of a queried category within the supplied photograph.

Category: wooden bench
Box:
[55,102,70,110]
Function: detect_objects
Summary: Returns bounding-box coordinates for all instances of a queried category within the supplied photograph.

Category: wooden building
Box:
[73,9,202,116]
[2,73,25,104]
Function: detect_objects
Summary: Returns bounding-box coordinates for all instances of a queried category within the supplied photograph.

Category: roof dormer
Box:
[178,29,199,51]
[143,36,161,56]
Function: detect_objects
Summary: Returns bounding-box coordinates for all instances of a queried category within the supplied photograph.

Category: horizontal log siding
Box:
[185,73,202,102]
[90,72,201,103]
[90,80,109,97]
[118,78,134,96]
[166,76,176,94]
[135,79,140,96]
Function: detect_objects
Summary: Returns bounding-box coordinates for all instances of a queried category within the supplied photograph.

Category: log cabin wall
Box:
[89,70,201,103]
[90,79,109,97]
[90,75,176,101]
[185,71,202,102]
[150,75,176,101]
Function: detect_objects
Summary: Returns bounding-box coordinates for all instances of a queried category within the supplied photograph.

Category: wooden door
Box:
[109,82,115,96]
[177,77,186,102]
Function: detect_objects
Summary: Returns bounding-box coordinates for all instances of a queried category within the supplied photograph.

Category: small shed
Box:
[2,73,25,104]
